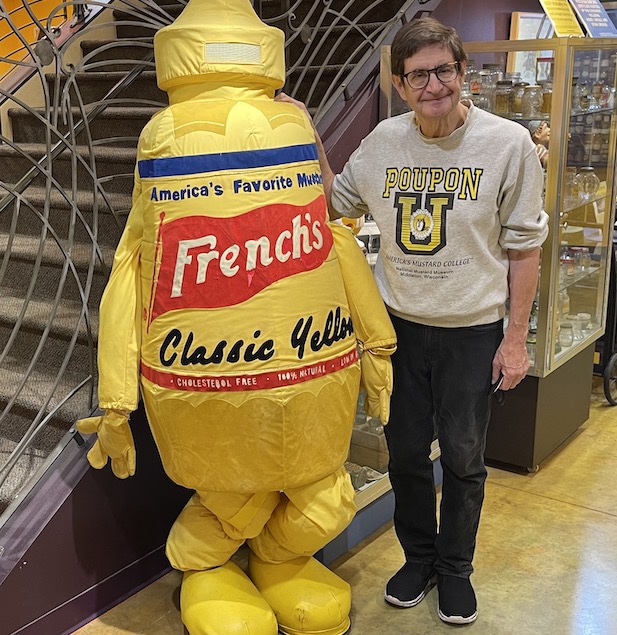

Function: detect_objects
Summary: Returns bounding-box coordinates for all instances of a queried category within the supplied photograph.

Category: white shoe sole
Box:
[438,608,478,624]
[384,576,436,608]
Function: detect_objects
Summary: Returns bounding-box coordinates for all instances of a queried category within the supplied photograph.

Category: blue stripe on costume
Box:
[138,143,319,178]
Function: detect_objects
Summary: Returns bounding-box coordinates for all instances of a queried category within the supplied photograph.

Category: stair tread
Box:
[8,105,161,117]
[0,361,93,422]
[9,185,132,213]
[46,70,158,80]
[0,293,99,340]
[0,232,116,269]
[0,142,137,161]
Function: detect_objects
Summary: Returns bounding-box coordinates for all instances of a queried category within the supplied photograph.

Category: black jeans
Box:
[384,315,503,578]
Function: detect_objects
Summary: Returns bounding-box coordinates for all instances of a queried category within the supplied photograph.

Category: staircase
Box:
[0,0,442,632]
[0,0,430,520]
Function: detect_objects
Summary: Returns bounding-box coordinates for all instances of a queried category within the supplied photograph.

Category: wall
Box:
[432,0,544,41]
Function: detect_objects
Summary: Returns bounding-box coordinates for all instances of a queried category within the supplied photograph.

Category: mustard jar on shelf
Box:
[494,80,512,114]
[575,166,600,201]
[522,84,543,118]
[510,82,528,116]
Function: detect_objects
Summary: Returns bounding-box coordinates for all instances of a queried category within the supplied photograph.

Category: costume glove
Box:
[360,346,394,425]
[76,410,136,479]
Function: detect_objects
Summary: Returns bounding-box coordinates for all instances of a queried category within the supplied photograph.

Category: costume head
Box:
[154,0,285,94]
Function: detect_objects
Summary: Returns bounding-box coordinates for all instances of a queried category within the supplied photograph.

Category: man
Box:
[278,16,548,626]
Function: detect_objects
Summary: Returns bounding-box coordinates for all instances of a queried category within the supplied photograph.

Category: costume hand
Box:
[76,410,136,479]
[360,347,394,425]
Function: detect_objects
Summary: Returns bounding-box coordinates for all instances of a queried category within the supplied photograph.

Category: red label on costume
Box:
[140,348,358,392]
[149,196,331,321]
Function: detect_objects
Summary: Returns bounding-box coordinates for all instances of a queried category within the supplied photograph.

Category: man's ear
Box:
[392,74,407,102]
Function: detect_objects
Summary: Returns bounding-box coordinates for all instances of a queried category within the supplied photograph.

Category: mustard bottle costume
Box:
[76,1,396,633]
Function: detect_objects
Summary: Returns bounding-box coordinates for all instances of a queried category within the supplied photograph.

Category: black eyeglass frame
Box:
[401,61,461,90]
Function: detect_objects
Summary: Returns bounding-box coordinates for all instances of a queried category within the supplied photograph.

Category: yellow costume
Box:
[76,1,396,633]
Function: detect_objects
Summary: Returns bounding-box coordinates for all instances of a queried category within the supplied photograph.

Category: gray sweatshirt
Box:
[331,101,549,328]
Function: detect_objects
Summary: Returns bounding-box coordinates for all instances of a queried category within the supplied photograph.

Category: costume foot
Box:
[181,562,278,635]
[248,554,351,635]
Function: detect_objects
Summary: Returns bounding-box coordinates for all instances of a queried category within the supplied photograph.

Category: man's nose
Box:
[425,71,443,90]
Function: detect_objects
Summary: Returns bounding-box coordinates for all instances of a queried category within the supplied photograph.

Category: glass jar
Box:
[466,59,482,98]
[477,70,494,110]
[575,166,600,200]
[564,166,579,206]
[494,80,512,114]
[536,56,554,84]
[510,82,529,116]
[558,289,570,317]
[559,322,574,348]
[560,252,575,278]
[579,84,590,111]
[541,81,552,114]
[592,80,604,109]
[526,330,537,364]
[522,85,543,117]
[566,315,584,342]
[577,312,593,334]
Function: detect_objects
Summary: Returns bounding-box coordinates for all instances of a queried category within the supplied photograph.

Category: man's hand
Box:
[274,91,312,121]
[76,410,136,479]
[492,337,529,391]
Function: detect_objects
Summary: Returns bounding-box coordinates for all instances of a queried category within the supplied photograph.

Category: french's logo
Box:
[149,195,331,322]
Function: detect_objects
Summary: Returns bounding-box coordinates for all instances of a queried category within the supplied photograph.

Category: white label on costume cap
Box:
[205,43,261,65]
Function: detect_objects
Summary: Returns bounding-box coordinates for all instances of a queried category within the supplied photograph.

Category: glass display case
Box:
[463,37,617,380]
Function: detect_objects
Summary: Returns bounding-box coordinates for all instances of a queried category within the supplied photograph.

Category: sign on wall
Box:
[568,0,617,36]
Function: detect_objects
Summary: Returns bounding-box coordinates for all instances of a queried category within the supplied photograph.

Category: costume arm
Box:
[76,173,143,477]
[97,175,143,412]
[330,223,396,424]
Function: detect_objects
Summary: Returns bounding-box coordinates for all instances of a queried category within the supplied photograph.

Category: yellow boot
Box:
[181,562,278,635]
[248,554,351,635]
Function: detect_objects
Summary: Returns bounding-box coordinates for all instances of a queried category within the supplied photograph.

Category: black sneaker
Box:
[437,574,478,624]
[384,562,436,608]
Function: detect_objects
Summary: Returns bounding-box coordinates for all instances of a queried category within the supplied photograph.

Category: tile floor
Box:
[73,379,617,634]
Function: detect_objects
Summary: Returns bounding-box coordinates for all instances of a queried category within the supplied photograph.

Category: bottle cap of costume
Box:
[154,0,285,91]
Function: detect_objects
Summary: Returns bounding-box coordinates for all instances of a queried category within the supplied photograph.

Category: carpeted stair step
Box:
[45,70,166,107]
[113,3,184,39]
[8,105,159,146]
[273,0,408,25]
[0,413,62,507]
[285,63,356,105]
[0,185,129,248]
[0,230,115,305]
[0,230,116,273]
[287,22,384,67]
[0,343,94,439]
[0,143,139,195]
[0,292,100,346]
[79,38,155,73]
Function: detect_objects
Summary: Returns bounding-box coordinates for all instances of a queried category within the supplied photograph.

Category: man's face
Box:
[392,43,465,122]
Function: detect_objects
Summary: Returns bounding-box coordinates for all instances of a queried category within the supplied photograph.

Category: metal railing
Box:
[0,0,419,525]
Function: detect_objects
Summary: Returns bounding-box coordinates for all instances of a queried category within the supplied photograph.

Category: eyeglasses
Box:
[401,61,460,90]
